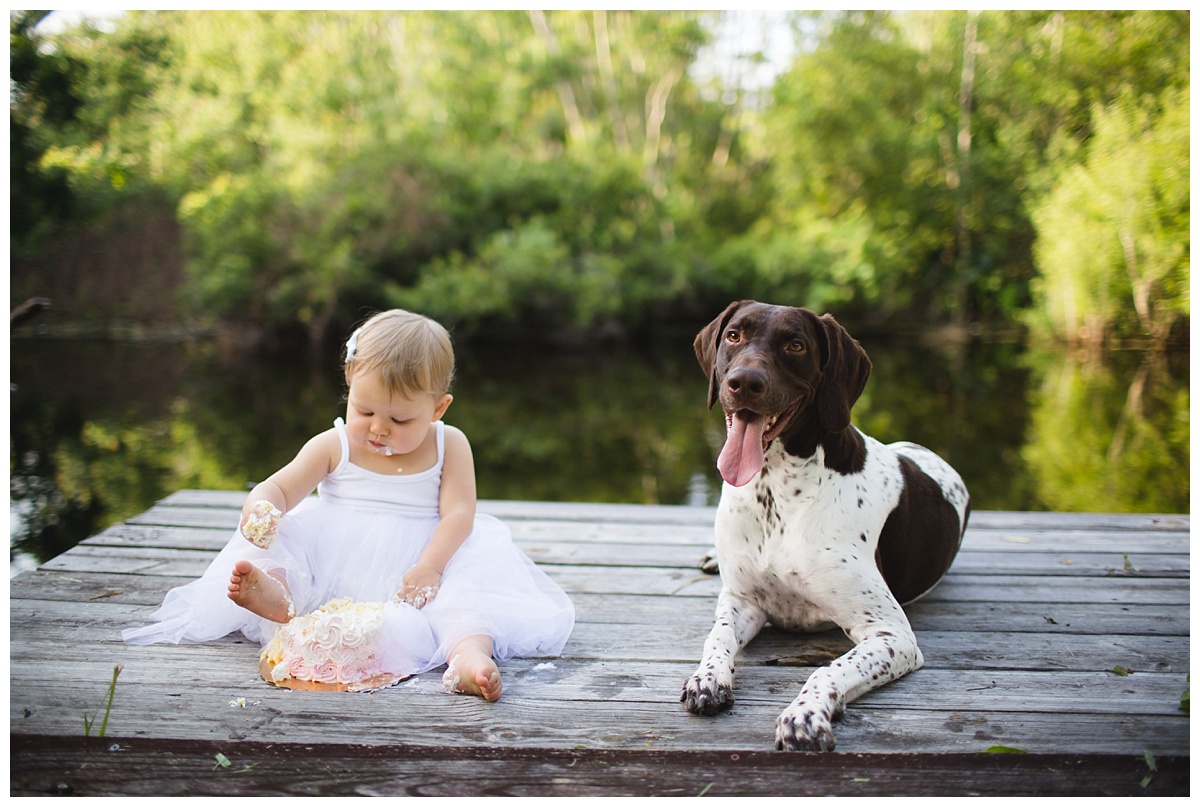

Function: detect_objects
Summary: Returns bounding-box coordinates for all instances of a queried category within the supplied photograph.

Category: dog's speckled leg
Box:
[681,590,767,715]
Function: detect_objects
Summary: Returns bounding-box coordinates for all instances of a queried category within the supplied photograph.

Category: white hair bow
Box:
[345,328,362,361]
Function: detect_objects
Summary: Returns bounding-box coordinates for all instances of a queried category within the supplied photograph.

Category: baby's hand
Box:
[399,563,442,609]
[240,500,282,548]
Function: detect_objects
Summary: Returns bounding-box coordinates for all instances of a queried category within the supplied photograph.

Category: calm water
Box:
[9,333,1190,577]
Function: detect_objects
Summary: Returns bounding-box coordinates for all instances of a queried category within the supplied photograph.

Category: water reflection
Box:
[1021,346,1190,514]
[9,335,1189,575]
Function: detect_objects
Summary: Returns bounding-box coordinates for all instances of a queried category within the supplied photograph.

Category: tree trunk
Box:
[529,10,587,144]
[593,11,631,152]
[951,10,979,327]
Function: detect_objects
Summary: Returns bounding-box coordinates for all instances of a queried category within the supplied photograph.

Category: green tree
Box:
[69,11,740,342]
[1029,87,1189,343]
[17,9,1189,343]
[730,10,1188,334]
[10,11,83,251]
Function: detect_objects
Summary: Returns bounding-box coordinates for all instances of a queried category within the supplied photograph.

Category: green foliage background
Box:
[11,10,1189,345]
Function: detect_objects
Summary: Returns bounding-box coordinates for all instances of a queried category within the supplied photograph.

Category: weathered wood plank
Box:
[87,519,1193,565]
[31,546,1190,606]
[9,595,1192,679]
[86,516,1198,563]
[10,666,1190,756]
[11,643,1190,720]
[11,736,1187,797]
[11,644,1190,723]
[71,530,1192,578]
[12,569,1191,638]
[158,490,1191,533]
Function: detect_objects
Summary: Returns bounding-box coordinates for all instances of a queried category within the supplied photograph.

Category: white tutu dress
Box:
[122,419,575,680]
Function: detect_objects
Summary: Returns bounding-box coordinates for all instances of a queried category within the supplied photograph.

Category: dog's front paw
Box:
[774,698,842,752]
[681,671,734,716]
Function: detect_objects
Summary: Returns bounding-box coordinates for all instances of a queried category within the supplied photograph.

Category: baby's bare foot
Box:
[442,651,502,702]
[228,560,293,623]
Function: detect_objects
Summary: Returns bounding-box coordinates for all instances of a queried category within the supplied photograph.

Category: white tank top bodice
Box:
[317,418,443,517]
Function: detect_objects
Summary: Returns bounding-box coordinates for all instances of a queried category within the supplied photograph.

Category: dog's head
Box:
[694,301,871,486]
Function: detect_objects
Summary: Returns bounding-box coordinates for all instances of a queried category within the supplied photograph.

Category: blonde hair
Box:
[343,309,455,397]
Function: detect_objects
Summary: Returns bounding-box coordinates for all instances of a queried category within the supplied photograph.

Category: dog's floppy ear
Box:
[815,312,871,432]
[694,301,748,411]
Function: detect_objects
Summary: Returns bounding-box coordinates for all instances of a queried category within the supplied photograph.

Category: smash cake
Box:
[241,500,282,548]
[259,597,403,692]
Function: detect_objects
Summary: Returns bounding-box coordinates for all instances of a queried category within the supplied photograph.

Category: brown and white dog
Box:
[681,301,970,751]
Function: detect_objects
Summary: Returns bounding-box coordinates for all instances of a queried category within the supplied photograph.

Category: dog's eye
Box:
[725,330,740,344]
[786,339,806,353]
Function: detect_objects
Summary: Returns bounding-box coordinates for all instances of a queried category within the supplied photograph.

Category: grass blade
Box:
[83,664,124,738]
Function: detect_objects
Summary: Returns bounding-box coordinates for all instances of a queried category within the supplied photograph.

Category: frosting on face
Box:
[261,598,387,685]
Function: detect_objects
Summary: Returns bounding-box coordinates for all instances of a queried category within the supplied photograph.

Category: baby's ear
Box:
[433,394,454,421]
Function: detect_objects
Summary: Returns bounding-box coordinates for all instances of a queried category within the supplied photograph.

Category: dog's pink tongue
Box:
[717,412,767,487]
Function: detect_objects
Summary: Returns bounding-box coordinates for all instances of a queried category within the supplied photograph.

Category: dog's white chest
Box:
[713,443,899,632]
[714,457,839,630]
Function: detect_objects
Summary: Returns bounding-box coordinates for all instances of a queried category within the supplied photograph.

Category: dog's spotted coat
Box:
[681,301,970,751]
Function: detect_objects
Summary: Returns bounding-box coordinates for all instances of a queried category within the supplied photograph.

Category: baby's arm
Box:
[400,425,477,606]
[240,429,339,540]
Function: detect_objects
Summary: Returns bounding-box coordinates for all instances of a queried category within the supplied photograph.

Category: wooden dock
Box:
[11,491,1190,796]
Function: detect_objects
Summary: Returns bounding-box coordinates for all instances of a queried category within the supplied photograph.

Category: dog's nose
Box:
[725,368,766,399]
